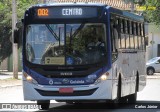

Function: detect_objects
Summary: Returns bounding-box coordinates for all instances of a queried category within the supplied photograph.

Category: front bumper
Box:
[23,79,112,101]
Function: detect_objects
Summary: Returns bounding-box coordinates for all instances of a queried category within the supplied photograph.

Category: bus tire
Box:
[37,100,50,110]
[106,74,121,105]
[128,93,137,104]
[115,75,128,104]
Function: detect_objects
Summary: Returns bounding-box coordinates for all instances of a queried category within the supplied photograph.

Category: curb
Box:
[147,75,160,79]
[0,85,22,89]
[147,77,160,79]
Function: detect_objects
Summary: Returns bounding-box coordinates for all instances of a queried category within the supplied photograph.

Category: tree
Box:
[0,0,38,64]
[0,0,12,64]
[123,0,146,6]
[143,0,160,25]
[17,0,38,20]
[123,0,146,12]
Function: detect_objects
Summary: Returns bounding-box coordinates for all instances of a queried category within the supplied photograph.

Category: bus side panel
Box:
[112,51,146,99]
[137,51,146,92]
[129,51,146,94]
[128,52,137,94]
[112,52,131,99]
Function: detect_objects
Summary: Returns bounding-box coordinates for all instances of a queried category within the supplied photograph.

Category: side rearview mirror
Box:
[16,21,22,29]
[14,29,19,43]
[14,21,22,44]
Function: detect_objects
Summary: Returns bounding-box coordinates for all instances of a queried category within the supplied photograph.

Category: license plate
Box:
[59,88,73,93]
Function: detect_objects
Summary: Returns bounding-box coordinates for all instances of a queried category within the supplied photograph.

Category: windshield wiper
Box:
[45,24,59,41]
[70,23,85,39]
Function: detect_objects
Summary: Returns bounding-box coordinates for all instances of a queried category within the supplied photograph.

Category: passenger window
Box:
[110,14,118,62]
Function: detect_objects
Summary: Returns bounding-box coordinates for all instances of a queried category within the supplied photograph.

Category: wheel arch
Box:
[147,66,155,71]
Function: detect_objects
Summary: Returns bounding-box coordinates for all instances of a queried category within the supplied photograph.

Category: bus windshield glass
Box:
[26,23,107,65]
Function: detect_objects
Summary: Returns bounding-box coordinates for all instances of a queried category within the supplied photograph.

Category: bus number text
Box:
[38,9,49,16]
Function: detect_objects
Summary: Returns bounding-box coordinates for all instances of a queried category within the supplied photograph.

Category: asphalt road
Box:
[0,75,160,112]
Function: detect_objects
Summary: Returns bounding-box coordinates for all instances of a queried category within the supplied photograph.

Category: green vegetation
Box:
[0,0,12,64]
[0,0,38,64]
[123,0,160,25]
[143,0,160,25]
[123,0,145,6]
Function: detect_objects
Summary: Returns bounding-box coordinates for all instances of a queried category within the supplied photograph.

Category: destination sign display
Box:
[35,7,98,19]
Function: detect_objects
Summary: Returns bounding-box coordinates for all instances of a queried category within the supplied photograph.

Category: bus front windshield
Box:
[26,23,107,65]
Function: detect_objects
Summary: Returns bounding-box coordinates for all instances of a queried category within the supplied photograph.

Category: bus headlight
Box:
[26,75,32,82]
[23,72,38,84]
[95,72,109,84]
[100,74,108,80]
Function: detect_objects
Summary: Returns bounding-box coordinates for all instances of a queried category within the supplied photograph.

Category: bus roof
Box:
[108,6,144,22]
[122,11,144,22]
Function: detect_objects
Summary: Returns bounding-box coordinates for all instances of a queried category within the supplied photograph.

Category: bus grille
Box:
[35,88,98,96]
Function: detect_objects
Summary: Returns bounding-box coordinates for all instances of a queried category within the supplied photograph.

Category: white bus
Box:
[14,3,146,110]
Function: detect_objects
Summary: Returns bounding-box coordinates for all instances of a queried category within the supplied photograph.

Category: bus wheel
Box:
[37,100,50,110]
[127,93,137,103]
[120,96,128,103]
